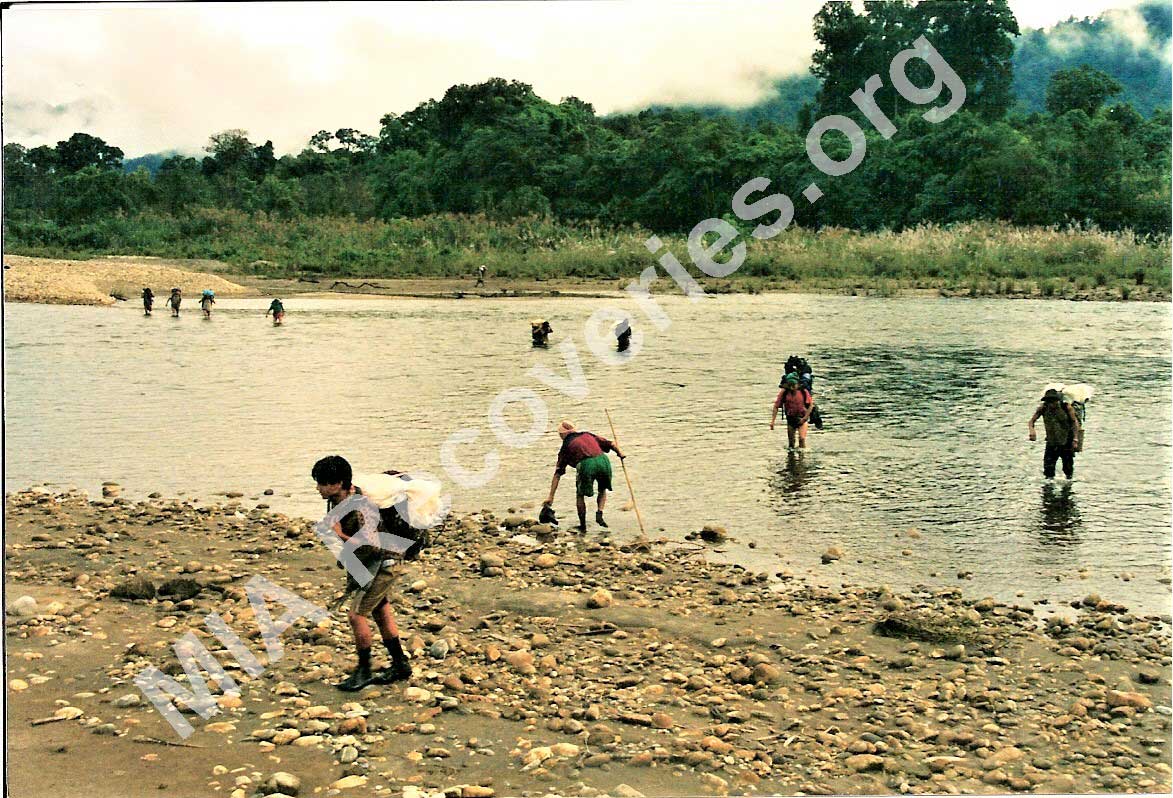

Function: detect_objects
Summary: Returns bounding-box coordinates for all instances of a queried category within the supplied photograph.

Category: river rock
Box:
[821,547,843,564]
[8,595,38,616]
[264,773,301,796]
[700,525,727,543]
[1107,690,1153,709]
[111,576,156,600]
[329,775,367,790]
[587,589,613,608]
[846,753,885,772]
[158,578,202,601]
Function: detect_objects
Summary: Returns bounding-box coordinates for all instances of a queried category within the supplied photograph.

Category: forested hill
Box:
[1013,1,1171,116]
[683,0,1171,124]
[4,0,1171,246]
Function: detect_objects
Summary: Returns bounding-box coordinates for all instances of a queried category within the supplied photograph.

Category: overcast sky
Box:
[0,0,1147,157]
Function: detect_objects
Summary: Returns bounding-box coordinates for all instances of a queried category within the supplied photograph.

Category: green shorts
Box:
[575,454,612,497]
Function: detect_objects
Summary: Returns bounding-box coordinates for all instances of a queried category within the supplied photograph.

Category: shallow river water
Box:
[4,294,1170,613]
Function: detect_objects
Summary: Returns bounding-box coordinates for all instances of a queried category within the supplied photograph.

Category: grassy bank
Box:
[5,210,1170,299]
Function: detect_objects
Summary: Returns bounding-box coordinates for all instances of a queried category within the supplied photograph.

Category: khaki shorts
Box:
[345,566,397,616]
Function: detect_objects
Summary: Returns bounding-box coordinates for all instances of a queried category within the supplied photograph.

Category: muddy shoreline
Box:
[4,488,1171,797]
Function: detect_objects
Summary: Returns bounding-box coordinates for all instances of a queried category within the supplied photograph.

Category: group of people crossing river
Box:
[140,286,285,324]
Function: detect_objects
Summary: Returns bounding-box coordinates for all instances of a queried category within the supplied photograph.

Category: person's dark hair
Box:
[312,455,352,488]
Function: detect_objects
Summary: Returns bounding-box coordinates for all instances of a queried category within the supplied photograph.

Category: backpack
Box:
[353,471,446,560]
[781,355,814,391]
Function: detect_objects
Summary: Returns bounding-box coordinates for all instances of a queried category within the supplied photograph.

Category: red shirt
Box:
[555,432,613,475]
[775,387,812,417]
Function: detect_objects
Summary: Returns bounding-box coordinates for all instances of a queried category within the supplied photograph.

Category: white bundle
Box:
[353,472,447,529]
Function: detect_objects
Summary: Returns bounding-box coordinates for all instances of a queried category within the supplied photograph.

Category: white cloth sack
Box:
[353,472,446,529]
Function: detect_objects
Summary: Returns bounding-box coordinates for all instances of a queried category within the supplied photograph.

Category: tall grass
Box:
[5,210,1170,292]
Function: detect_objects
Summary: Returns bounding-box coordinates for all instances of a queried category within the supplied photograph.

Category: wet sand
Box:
[4,488,1170,797]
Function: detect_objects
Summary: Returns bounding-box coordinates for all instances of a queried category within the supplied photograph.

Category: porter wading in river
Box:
[266,297,285,325]
[770,373,814,449]
[141,286,154,316]
[1028,387,1085,479]
[312,455,413,691]
[542,420,625,533]
[531,319,552,347]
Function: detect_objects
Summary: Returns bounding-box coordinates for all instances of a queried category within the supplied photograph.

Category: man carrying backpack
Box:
[1028,388,1083,479]
[770,373,813,449]
[312,455,413,691]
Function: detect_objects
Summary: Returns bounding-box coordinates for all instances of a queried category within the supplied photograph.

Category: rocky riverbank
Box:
[5,488,1171,797]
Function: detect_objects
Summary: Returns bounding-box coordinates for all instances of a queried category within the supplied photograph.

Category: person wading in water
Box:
[1028,388,1083,479]
[770,373,813,449]
[542,420,625,533]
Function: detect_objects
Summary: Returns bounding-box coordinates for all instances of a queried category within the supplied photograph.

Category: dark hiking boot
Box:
[335,663,375,692]
[595,511,608,528]
[373,661,413,685]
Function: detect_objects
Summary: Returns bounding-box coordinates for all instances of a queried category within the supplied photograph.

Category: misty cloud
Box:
[0,1,1152,157]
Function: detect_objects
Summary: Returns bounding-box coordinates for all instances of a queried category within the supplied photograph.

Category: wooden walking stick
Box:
[605,408,646,538]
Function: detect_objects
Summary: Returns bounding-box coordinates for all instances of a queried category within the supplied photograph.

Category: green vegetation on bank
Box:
[2,0,1170,300]
[6,210,1167,298]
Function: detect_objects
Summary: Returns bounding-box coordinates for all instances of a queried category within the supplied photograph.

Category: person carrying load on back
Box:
[200,289,216,319]
[266,297,285,325]
[1029,387,1084,479]
[616,320,633,352]
[531,319,552,347]
[771,373,813,449]
[167,287,182,317]
[142,287,154,316]
[542,420,625,533]
[782,355,822,429]
[476,264,487,287]
[312,455,414,691]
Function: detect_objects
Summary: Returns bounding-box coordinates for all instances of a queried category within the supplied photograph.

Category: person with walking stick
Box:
[542,419,624,533]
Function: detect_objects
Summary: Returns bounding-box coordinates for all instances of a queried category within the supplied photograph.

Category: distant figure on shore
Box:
[312,455,413,691]
[200,289,216,319]
[1029,388,1083,479]
[770,373,813,449]
[266,297,285,325]
[141,287,154,316]
[167,288,182,317]
[531,319,552,347]
[616,320,632,352]
[543,420,625,533]
[476,264,487,287]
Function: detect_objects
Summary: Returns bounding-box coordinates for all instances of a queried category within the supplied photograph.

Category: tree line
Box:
[4,0,1170,246]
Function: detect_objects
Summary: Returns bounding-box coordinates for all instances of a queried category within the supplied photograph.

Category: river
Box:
[4,293,1170,614]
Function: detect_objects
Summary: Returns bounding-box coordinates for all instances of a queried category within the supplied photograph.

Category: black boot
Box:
[577,510,587,533]
[335,648,374,692]
[595,511,608,528]
[374,637,413,684]
[374,660,413,684]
